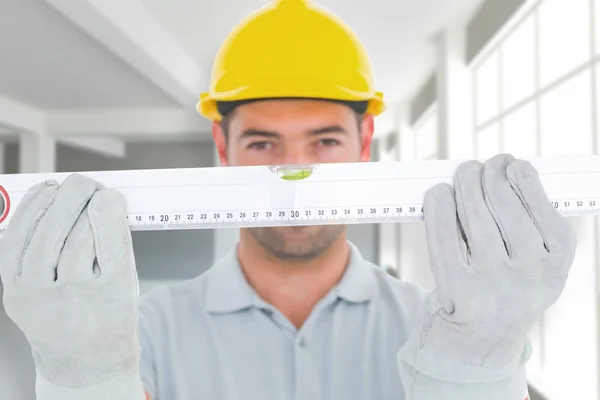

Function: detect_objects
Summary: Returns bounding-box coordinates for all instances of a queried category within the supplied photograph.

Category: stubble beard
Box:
[248,225,345,262]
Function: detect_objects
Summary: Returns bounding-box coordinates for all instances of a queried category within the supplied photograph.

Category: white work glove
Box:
[0,174,146,400]
[420,153,576,371]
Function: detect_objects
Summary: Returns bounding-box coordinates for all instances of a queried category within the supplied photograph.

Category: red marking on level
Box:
[0,185,10,224]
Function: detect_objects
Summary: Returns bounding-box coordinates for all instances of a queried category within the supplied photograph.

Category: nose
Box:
[277,143,316,166]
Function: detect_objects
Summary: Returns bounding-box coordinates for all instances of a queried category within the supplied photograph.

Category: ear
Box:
[212,120,229,166]
[359,114,375,162]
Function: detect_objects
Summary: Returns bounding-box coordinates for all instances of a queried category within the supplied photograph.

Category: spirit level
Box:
[1,155,599,234]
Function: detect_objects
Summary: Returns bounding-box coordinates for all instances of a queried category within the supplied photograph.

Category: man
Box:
[0,0,576,399]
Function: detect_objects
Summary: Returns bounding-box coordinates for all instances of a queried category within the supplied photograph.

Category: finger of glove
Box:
[0,181,58,278]
[20,174,97,282]
[55,205,97,284]
[482,154,545,259]
[424,183,467,282]
[89,189,137,283]
[506,159,577,258]
[454,160,507,261]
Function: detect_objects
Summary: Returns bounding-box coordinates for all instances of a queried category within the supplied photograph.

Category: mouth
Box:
[286,225,309,231]
[279,225,314,235]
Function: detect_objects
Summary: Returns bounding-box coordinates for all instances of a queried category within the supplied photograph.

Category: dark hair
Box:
[218,98,368,138]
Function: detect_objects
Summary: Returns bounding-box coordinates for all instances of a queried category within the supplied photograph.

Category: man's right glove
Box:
[0,174,146,400]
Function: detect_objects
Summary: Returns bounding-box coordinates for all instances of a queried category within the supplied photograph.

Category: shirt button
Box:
[298,338,306,347]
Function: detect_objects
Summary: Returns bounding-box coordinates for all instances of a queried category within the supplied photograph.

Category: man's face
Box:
[213,99,375,261]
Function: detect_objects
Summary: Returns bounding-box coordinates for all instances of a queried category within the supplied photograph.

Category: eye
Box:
[247,141,273,150]
[318,138,341,147]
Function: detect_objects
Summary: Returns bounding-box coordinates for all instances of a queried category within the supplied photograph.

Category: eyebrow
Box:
[239,129,280,140]
[308,125,348,135]
[238,124,348,140]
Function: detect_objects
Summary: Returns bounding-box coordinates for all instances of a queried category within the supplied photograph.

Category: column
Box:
[435,26,474,160]
[397,103,416,162]
[0,142,5,174]
[377,106,403,275]
[19,132,56,173]
[395,103,413,280]
[396,102,434,288]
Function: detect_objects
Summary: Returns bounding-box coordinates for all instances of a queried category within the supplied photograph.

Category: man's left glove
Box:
[418,153,576,374]
[0,174,146,400]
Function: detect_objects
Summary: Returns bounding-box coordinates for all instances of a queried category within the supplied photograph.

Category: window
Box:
[538,0,590,87]
[475,122,500,159]
[471,1,600,397]
[472,0,597,160]
[500,14,535,110]
[502,102,536,158]
[539,69,593,156]
[474,51,500,126]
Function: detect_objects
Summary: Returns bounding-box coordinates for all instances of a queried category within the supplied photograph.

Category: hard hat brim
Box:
[197,80,385,121]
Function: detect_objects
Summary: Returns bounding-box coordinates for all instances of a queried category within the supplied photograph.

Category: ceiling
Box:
[0,0,486,142]
[0,0,178,109]
[143,0,486,104]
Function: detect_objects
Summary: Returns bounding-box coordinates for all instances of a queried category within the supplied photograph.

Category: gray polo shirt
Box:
[138,241,529,400]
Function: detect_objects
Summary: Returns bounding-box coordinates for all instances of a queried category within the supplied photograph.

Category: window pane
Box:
[538,0,590,88]
[476,123,500,159]
[595,0,600,55]
[541,218,598,399]
[540,69,593,156]
[526,320,544,388]
[502,102,537,158]
[595,63,600,146]
[474,50,500,126]
[501,14,535,110]
[416,113,438,160]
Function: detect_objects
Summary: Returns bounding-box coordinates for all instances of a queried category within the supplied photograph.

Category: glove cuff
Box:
[35,370,147,400]
[398,330,533,384]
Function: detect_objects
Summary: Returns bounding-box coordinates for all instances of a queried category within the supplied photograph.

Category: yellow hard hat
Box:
[197,0,385,121]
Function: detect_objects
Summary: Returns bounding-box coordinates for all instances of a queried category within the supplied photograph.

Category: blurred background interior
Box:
[0,0,597,398]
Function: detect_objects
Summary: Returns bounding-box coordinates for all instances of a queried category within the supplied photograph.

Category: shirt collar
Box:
[205,246,256,313]
[205,241,377,313]
[334,242,377,303]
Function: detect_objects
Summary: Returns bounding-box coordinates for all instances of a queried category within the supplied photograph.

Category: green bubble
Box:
[279,168,313,181]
